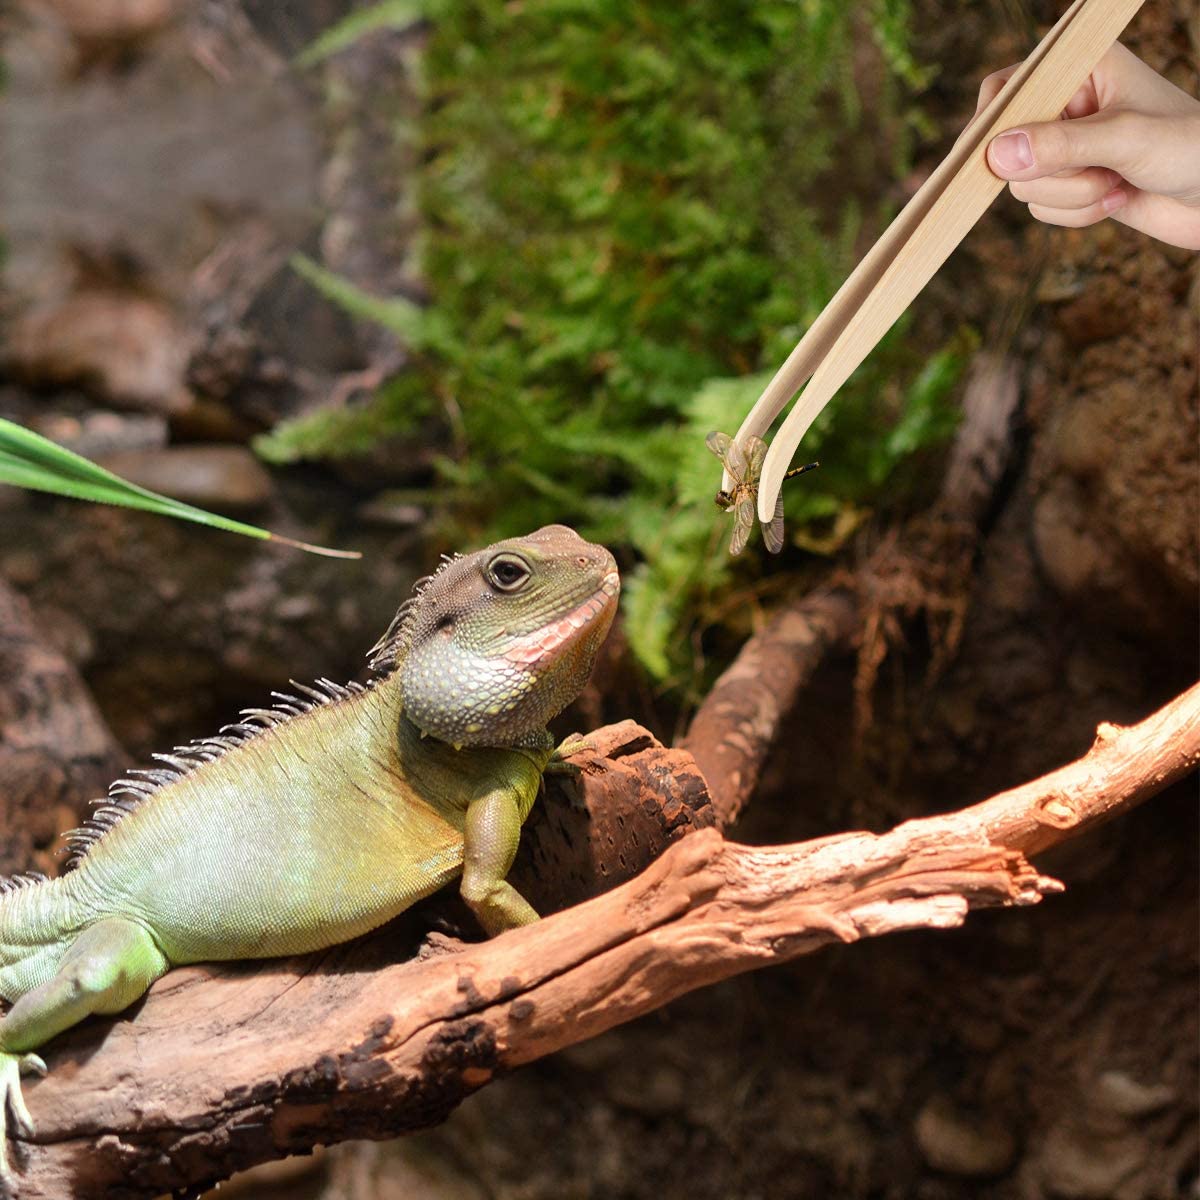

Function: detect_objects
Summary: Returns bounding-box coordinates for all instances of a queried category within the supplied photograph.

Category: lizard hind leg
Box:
[0,918,168,1186]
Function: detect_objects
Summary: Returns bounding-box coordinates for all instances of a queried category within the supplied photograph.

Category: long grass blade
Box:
[0,419,360,559]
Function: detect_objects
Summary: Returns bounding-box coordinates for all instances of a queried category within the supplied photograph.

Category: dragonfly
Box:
[705,430,818,556]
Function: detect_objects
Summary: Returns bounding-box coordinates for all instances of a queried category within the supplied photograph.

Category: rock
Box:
[327,1139,490,1200]
[32,603,95,667]
[95,445,274,511]
[356,493,426,528]
[275,595,320,623]
[0,551,42,587]
[1036,1124,1149,1199]
[557,1031,624,1073]
[23,0,173,43]
[30,411,168,459]
[607,1061,688,1118]
[1032,481,1106,601]
[1096,1071,1175,1119]
[168,398,259,445]
[1032,468,1193,648]
[914,1094,1017,1178]
[6,291,192,414]
[1056,277,1129,346]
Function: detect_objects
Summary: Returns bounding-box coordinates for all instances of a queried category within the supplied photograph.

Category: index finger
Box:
[974,64,1019,118]
[973,64,1101,125]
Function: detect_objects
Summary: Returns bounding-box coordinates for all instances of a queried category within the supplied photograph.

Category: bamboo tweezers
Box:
[727,0,1148,524]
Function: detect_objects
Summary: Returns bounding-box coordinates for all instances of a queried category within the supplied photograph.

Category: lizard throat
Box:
[397,569,620,747]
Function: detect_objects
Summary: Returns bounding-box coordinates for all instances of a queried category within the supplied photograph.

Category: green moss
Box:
[262,0,964,688]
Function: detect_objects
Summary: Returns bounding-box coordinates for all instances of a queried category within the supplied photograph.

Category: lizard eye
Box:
[487,554,530,592]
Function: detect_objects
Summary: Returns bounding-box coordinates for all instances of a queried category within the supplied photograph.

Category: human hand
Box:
[975,42,1200,250]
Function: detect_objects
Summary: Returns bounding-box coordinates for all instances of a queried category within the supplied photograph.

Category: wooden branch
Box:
[683,355,1022,829]
[937,353,1020,526]
[683,587,858,827]
[13,683,1197,1199]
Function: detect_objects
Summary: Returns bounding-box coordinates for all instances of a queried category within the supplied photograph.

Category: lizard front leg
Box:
[542,733,591,780]
[460,787,540,936]
[0,1052,43,1188]
[0,918,168,1187]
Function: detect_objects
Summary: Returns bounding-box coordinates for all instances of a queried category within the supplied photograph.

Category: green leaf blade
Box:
[0,419,359,558]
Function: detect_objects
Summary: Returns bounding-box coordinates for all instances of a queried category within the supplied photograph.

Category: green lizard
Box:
[0,524,618,1186]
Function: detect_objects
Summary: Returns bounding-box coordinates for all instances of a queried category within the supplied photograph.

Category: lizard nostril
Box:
[576,556,588,568]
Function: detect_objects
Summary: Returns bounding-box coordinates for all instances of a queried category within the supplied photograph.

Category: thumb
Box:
[987,109,1146,181]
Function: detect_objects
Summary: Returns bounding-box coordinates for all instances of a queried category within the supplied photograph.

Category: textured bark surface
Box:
[509,720,717,916]
[10,685,1197,1199]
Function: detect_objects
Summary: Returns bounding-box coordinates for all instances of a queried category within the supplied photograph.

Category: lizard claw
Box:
[17,1056,45,1080]
[544,737,593,810]
[0,1048,44,1187]
[545,734,591,778]
[542,757,582,780]
[552,734,592,759]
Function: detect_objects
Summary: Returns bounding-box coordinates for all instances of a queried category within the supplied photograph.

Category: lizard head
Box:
[376,525,619,748]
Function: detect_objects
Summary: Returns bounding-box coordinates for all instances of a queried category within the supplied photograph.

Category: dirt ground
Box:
[0,1,1195,1198]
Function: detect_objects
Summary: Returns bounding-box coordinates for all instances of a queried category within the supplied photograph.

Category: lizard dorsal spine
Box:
[59,677,370,870]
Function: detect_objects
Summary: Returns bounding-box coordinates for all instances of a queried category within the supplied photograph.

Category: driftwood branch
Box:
[13,682,1198,1199]
[683,587,858,827]
[682,354,1023,828]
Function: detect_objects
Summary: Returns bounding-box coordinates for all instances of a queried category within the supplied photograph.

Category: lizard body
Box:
[0,524,618,1186]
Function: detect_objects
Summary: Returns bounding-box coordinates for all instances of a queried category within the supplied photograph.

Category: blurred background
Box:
[0,1,1195,1196]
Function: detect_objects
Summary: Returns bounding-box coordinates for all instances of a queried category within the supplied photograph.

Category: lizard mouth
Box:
[501,570,620,666]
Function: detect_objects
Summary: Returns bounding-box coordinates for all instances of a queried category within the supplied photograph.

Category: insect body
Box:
[706,431,818,556]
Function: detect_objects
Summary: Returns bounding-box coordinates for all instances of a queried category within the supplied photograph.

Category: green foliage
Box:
[262,0,964,686]
[868,0,936,90]
[0,419,358,558]
[294,0,428,67]
[287,255,435,349]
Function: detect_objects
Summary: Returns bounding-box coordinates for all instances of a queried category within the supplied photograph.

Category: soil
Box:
[0,2,1195,1198]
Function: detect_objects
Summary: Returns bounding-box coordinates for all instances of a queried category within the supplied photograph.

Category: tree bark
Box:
[11,683,1197,1199]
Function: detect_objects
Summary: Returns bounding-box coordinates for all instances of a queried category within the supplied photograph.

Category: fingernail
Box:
[990,131,1033,173]
[1101,187,1126,214]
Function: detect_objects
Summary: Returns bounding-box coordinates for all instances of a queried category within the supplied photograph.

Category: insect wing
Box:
[762,491,786,553]
[729,496,755,556]
[744,435,767,483]
[705,430,733,463]
[707,431,748,482]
